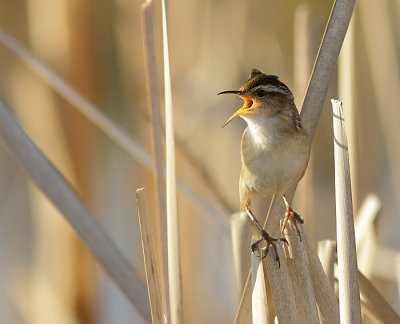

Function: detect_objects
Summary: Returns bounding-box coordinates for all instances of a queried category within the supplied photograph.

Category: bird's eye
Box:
[257,89,267,98]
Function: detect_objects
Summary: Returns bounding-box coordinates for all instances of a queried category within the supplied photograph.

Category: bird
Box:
[218,69,311,264]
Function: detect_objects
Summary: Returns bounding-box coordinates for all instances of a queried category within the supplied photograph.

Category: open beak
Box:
[218,90,254,127]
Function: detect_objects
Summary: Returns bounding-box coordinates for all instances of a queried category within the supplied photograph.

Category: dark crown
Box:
[239,69,292,97]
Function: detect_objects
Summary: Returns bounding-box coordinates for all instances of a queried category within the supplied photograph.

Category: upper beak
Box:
[218,90,254,127]
[217,90,242,95]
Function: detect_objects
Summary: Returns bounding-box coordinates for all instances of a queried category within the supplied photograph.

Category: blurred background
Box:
[0,0,399,323]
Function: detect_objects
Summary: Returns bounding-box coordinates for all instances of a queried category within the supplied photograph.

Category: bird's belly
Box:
[243,143,309,196]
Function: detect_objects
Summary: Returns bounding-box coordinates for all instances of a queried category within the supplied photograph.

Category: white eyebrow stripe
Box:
[253,84,293,97]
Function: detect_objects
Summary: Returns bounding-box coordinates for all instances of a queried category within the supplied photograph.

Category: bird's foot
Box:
[251,229,289,268]
[281,207,304,241]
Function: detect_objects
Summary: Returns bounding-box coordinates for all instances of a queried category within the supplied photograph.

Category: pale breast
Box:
[241,125,310,196]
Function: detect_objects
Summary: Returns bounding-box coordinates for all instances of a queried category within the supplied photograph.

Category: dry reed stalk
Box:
[234,197,340,320]
[286,223,319,324]
[354,194,381,277]
[293,4,316,238]
[231,212,252,296]
[136,188,166,324]
[317,240,337,324]
[317,240,337,288]
[267,0,357,235]
[235,0,355,319]
[141,0,168,316]
[265,270,275,324]
[355,194,381,246]
[251,244,269,323]
[0,100,151,323]
[265,242,299,324]
[356,233,376,279]
[161,0,183,322]
[332,99,362,324]
[300,0,356,138]
[0,27,229,233]
[338,16,358,208]
[358,271,400,324]
[304,232,340,324]
[0,28,152,167]
[234,273,252,324]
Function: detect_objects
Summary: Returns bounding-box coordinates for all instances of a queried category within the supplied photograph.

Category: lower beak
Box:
[218,91,253,127]
[222,105,249,127]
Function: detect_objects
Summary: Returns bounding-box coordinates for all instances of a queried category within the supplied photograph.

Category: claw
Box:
[294,212,304,224]
[251,238,263,257]
[281,196,304,241]
[251,231,287,268]
[260,246,269,259]
[246,207,286,267]
[279,237,289,245]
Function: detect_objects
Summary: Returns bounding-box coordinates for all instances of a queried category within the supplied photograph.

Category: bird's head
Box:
[218,69,293,127]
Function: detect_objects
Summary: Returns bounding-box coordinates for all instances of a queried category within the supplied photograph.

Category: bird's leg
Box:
[281,194,304,240]
[245,207,288,267]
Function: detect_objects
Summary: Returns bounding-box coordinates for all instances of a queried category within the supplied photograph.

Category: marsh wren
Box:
[219,69,311,264]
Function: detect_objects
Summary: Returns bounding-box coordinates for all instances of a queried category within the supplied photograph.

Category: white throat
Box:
[241,114,280,148]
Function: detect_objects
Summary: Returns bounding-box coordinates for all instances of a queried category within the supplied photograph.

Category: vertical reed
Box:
[286,223,319,324]
[250,244,269,324]
[161,0,183,322]
[141,0,168,317]
[300,0,356,138]
[317,240,337,288]
[332,99,362,324]
[231,212,252,296]
[355,194,381,276]
[265,241,299,324]
[303,232,339,324]
[338,16,358,208]
[234,274,252,324]
[354,194,381,246]
[293,4,316,237]
[136,188,165,324]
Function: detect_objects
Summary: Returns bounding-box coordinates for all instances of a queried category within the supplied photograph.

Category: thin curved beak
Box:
[218,90,253,127]
[217,90,242,96]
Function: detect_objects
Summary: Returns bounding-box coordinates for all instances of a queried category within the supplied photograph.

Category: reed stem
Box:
[332,99,362,324]
[0,100,151,323]
[161,0,183,322]
[136,188,166,324]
